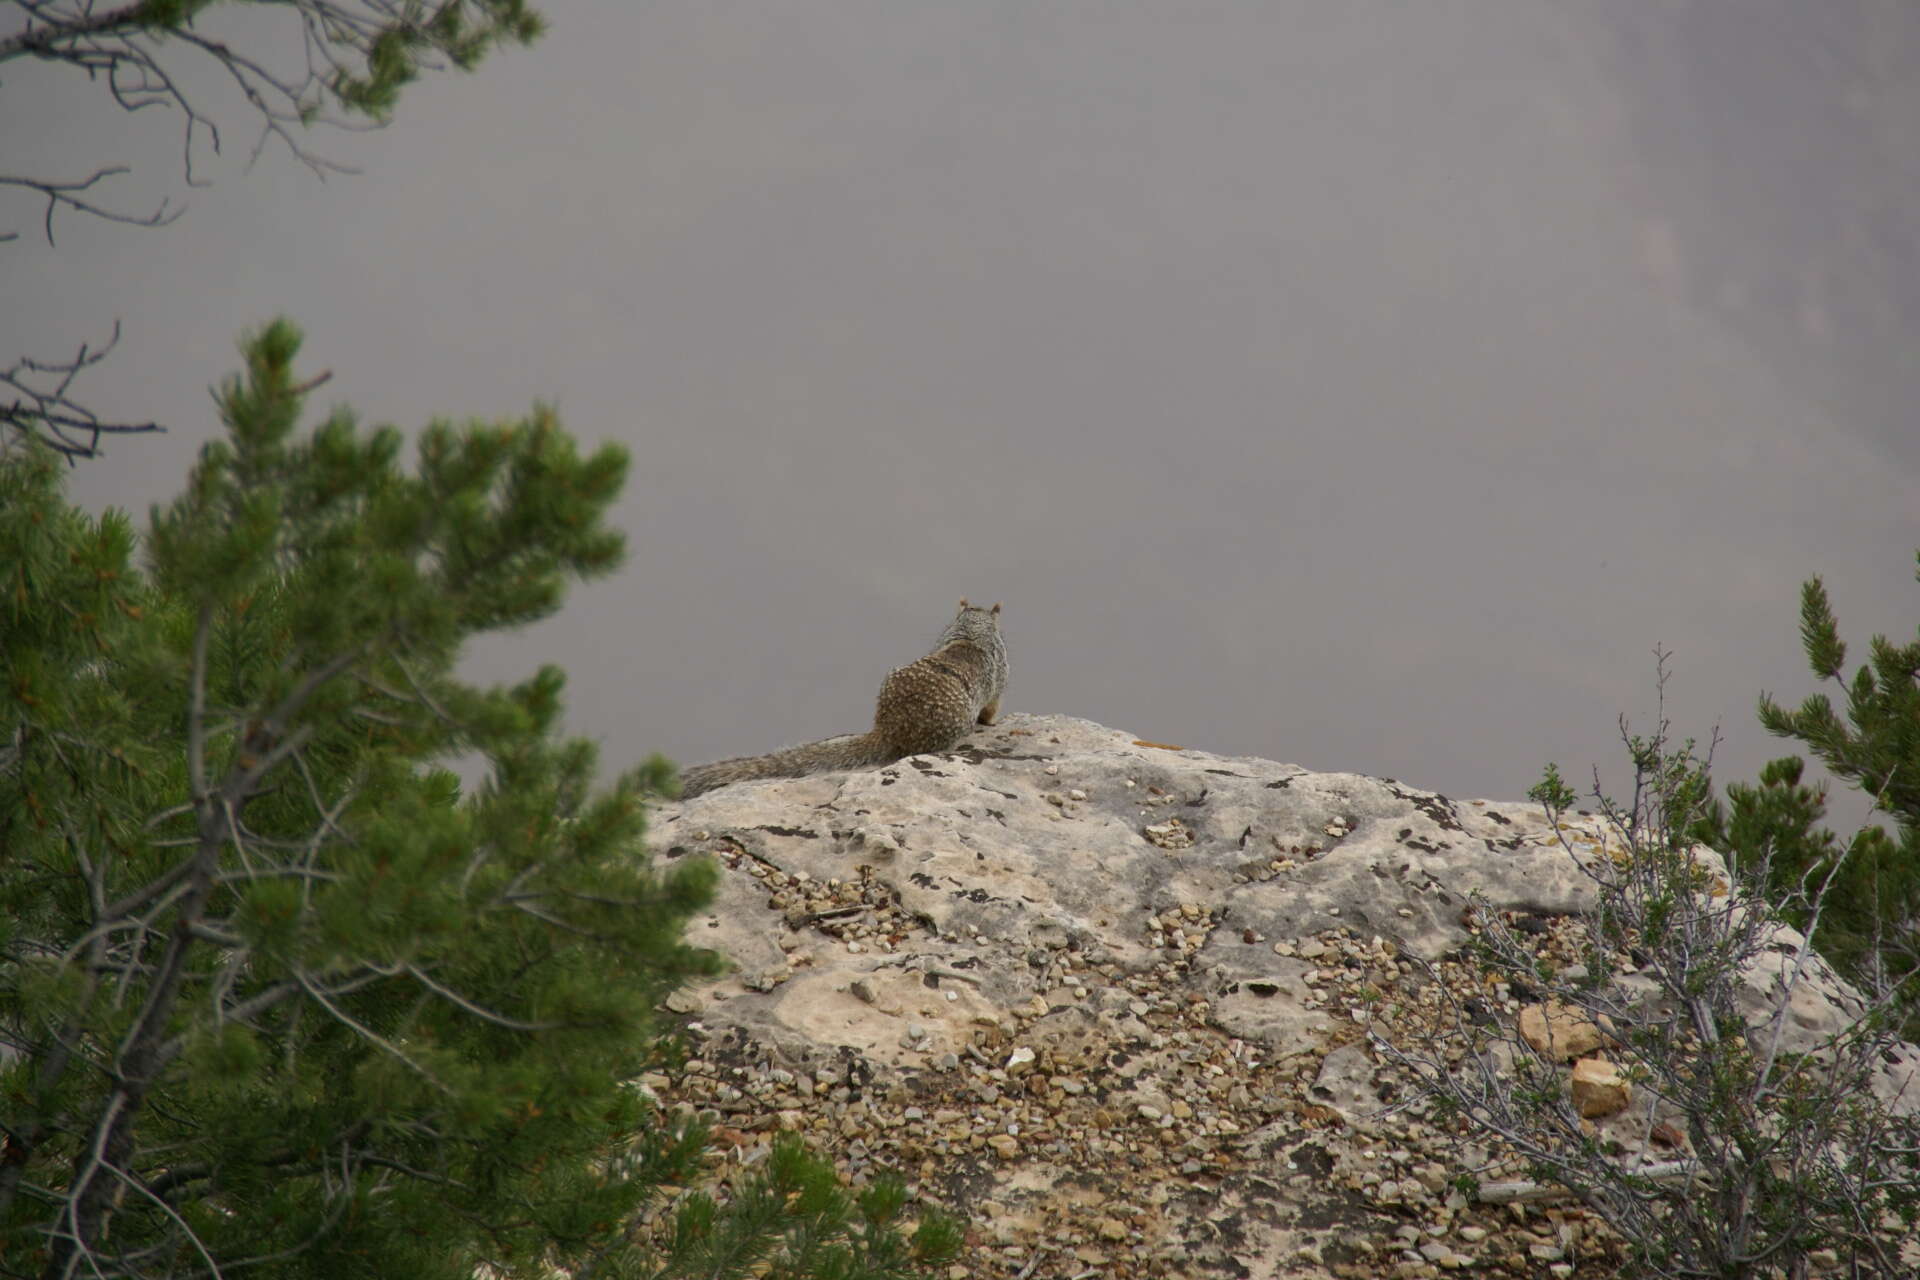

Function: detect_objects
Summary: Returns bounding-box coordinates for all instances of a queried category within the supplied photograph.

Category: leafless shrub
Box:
[1380,650,1920,1279]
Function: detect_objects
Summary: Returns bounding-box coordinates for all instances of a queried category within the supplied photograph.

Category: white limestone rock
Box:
[649,713,1920,1274]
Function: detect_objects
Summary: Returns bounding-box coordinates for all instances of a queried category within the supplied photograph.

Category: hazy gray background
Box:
[8,1,1919,808]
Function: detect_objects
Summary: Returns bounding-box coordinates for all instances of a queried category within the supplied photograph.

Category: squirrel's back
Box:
[678,599,1006,798]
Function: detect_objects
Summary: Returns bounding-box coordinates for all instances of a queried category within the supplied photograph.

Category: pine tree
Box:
[0,322,960,1279]
[1695,561,1920,1021]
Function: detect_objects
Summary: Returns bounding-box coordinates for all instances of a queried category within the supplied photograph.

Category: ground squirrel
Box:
[678,600,1007,798]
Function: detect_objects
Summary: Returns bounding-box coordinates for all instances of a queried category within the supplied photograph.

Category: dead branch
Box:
[0,321,163,460]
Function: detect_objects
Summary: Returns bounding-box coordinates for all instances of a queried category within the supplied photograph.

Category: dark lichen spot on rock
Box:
[1388,783,1465,831]
[1289,1141,1334,1177]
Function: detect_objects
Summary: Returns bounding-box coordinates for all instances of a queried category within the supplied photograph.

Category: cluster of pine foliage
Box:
[0,324,961,1279]
[1695,566,1920,1032]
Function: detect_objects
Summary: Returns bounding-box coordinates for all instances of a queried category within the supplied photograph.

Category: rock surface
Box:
[1517,1002,1611,1063]
[645,714,1920,1279]
[1568,1059,1630,1120]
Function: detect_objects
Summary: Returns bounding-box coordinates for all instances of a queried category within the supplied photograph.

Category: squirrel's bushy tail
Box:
[678,732,899,798]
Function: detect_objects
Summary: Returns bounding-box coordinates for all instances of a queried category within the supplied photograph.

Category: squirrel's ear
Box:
[990,602,1001,615]
[959,597,970,610]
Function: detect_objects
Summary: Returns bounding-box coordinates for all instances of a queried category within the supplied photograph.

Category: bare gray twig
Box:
[0,321,164,460]
[1379,651,1920,1278]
